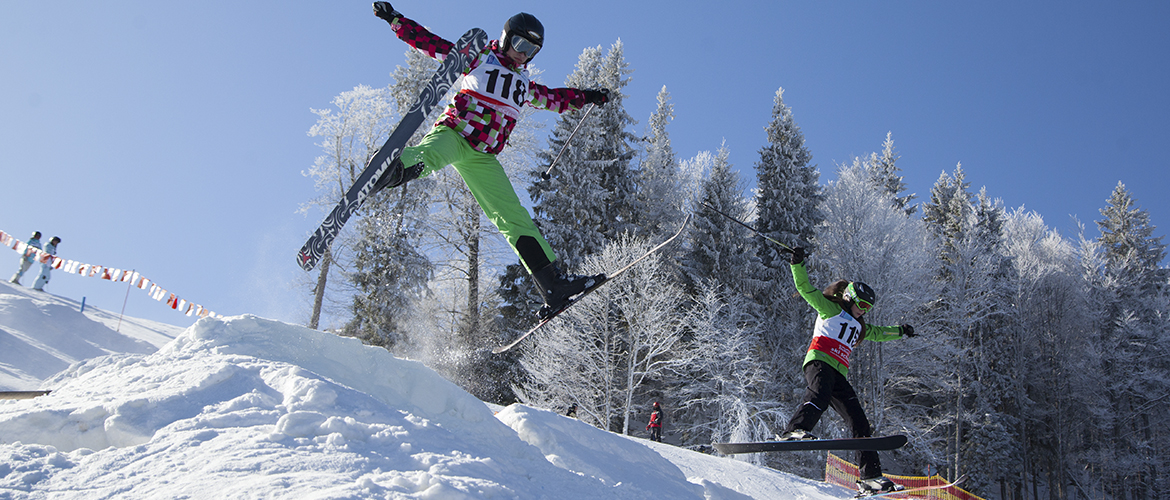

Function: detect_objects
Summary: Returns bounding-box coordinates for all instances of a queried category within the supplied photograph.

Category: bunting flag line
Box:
[0,229,220,319]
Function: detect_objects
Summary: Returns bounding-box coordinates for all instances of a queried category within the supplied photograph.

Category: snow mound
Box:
[0,281,179,390]
[0,315,714,498]
[0,313,845,499]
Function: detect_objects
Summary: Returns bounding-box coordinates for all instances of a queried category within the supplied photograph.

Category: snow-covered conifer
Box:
[637,86,684,235]
[682,145,764,297]
[529,41,638,269]
[753,88,820,270]
[864,132,916,215]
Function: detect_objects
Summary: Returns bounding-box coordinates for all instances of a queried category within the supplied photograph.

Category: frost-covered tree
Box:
[670,282,778,465]
[516,235,686,436]
[1093,182,1169,498]
[637,86,684,235]
[301,84,398,330]
[922,163,972,269]
[754,88,821,270]
[945,189,1015,489]
[750,89,822,437]
[920,163,1019,484]
[343,195,432,348]
[865,132,916,215]
[683,145,765,298]
[340,48,446,344]
[1097,181,1167,303]
[529,40,639,269]
[801,160,943,481]
[999,209,1099,498]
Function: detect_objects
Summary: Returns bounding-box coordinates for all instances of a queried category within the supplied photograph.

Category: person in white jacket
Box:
[10,231,42,285]
[32,236,60,291]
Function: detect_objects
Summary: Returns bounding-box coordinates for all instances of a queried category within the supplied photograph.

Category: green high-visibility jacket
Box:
[791,262,905,377]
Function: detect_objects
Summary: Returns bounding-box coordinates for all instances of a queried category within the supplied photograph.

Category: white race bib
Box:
[461,52,529,119]
[808,310,862,367]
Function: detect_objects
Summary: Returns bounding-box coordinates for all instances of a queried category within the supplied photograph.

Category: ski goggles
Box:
[509,35,541,59]
[854,298,874,314]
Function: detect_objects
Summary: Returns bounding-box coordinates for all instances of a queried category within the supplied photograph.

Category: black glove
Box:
[583,89,610,105]
[373,2,401,23]
[900,324,915,338]
[789,247,806,265]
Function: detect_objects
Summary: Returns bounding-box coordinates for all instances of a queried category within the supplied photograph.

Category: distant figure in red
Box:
[646,402,663,442]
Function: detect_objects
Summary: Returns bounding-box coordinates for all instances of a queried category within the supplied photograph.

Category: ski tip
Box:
[296,251,317,272]
[0,390,51,400]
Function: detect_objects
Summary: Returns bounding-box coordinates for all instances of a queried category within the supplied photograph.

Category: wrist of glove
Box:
[789,247,806,265]
[583,88,610,105]
[900,324,915,338]
[373,2,401,23]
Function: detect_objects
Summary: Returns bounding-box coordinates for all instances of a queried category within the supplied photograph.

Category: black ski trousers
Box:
[784,360,883,479]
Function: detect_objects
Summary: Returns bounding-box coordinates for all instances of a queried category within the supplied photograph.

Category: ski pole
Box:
[698,201,795,253]
[540,103,596,180]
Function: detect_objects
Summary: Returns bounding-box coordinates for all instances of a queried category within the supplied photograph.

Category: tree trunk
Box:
[465,206,480,340]
[954,372,962,481]
[309,248,331,330]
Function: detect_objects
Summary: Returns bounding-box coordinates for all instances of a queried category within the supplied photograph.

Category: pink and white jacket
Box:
[390,17,592,155]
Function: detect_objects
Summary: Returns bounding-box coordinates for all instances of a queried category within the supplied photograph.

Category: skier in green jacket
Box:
[777,247,916,495]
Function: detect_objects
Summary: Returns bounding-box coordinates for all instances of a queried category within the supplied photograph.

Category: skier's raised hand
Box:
[373,2,401,23]
[789,247,807,265]
[900,324,916,338]
[583,89,610,106]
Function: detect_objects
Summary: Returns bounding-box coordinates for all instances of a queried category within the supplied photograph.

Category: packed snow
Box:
[0,281,181,390]
[0,282,847,499]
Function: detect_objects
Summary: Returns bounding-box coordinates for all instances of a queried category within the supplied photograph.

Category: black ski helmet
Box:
[502,12,544,59]
[844,281,876,312]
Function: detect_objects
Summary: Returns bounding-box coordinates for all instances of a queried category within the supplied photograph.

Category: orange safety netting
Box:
[825,453,985,500]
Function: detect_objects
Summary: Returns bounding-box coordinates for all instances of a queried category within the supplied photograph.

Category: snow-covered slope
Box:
[0,303,845,498]
[0,281,180,390]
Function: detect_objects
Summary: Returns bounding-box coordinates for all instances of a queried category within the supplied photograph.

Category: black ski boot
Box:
[856,475,902,496]
[372,157,425,192]
[775,429,818,441]
[530,262,603,319]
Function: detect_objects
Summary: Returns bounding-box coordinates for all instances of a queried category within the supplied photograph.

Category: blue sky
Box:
[2,1,1167,328]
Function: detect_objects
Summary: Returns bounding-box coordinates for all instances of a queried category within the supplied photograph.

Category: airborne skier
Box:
[777,247,917,496]
[371,2,611,317]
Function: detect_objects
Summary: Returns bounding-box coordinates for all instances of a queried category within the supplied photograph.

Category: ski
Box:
[492,214,691,354]
[297,28,488,272]
[0,390,51,400]
[713,435,907,454]
[853,474,967,498]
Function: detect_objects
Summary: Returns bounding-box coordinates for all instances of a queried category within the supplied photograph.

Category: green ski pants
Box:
[401,125,556,273]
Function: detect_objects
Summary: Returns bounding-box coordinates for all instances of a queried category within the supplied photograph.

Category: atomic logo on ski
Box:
[297,28,488,272]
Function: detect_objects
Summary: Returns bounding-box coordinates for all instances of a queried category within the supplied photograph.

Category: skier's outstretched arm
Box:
[372,2,455,60]
[530,85,609,114]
